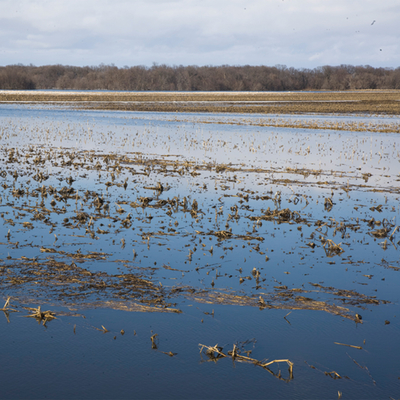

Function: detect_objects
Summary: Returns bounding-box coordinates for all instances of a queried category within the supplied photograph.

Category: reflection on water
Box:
[0,104,399,399]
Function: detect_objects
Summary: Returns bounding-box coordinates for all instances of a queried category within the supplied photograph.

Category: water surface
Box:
[0,104,399,399]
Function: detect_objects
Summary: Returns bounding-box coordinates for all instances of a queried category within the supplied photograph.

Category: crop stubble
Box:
[1,90,400,115]
[0,92,399,388]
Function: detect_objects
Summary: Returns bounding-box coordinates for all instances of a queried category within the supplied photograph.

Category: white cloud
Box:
[0,0,399,67]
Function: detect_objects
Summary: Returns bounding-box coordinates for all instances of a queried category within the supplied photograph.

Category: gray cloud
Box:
[0,0,399,67]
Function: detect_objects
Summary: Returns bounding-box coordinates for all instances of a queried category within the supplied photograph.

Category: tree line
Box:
[1,63,400,91]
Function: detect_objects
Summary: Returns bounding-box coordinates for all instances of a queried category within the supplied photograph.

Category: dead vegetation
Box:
[24,305,56,325]
[189,288,382,321]
[199,341,294,381]
[2,91,400,117]
[0,140,397,317]
[0,92,399,400]
[0,102,398,382]
[0,257,179,312]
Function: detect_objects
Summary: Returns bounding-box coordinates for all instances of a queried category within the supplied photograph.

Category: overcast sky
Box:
[0,0,398,69]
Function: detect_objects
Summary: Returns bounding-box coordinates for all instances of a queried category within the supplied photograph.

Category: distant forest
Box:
[1,63,400,91]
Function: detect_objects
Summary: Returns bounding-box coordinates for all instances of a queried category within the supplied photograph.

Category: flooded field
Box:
[1,96,400,399]
[2,89,400,115]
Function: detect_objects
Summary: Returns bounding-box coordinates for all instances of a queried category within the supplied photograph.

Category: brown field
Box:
[1,90,400,114]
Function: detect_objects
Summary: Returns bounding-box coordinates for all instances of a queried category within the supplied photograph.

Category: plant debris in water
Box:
[0,143,395,317]
[0,97,399,398]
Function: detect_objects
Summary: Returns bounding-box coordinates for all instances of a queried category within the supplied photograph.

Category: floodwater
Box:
[0,104,400,399]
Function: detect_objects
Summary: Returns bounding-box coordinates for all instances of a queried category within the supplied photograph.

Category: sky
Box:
[0,0,399,69]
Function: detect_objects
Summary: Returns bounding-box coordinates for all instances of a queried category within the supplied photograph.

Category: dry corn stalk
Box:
[24,305,56,325]
[199,343,293,380]
[323,239,344,255]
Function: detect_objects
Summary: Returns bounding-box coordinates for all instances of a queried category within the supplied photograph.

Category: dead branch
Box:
[199,343,293,379]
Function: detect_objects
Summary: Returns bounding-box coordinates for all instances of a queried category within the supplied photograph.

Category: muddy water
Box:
[0,104,399,399]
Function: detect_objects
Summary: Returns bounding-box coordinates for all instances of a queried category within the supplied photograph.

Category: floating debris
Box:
[199,342,293,381]
[24,306,56,325]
